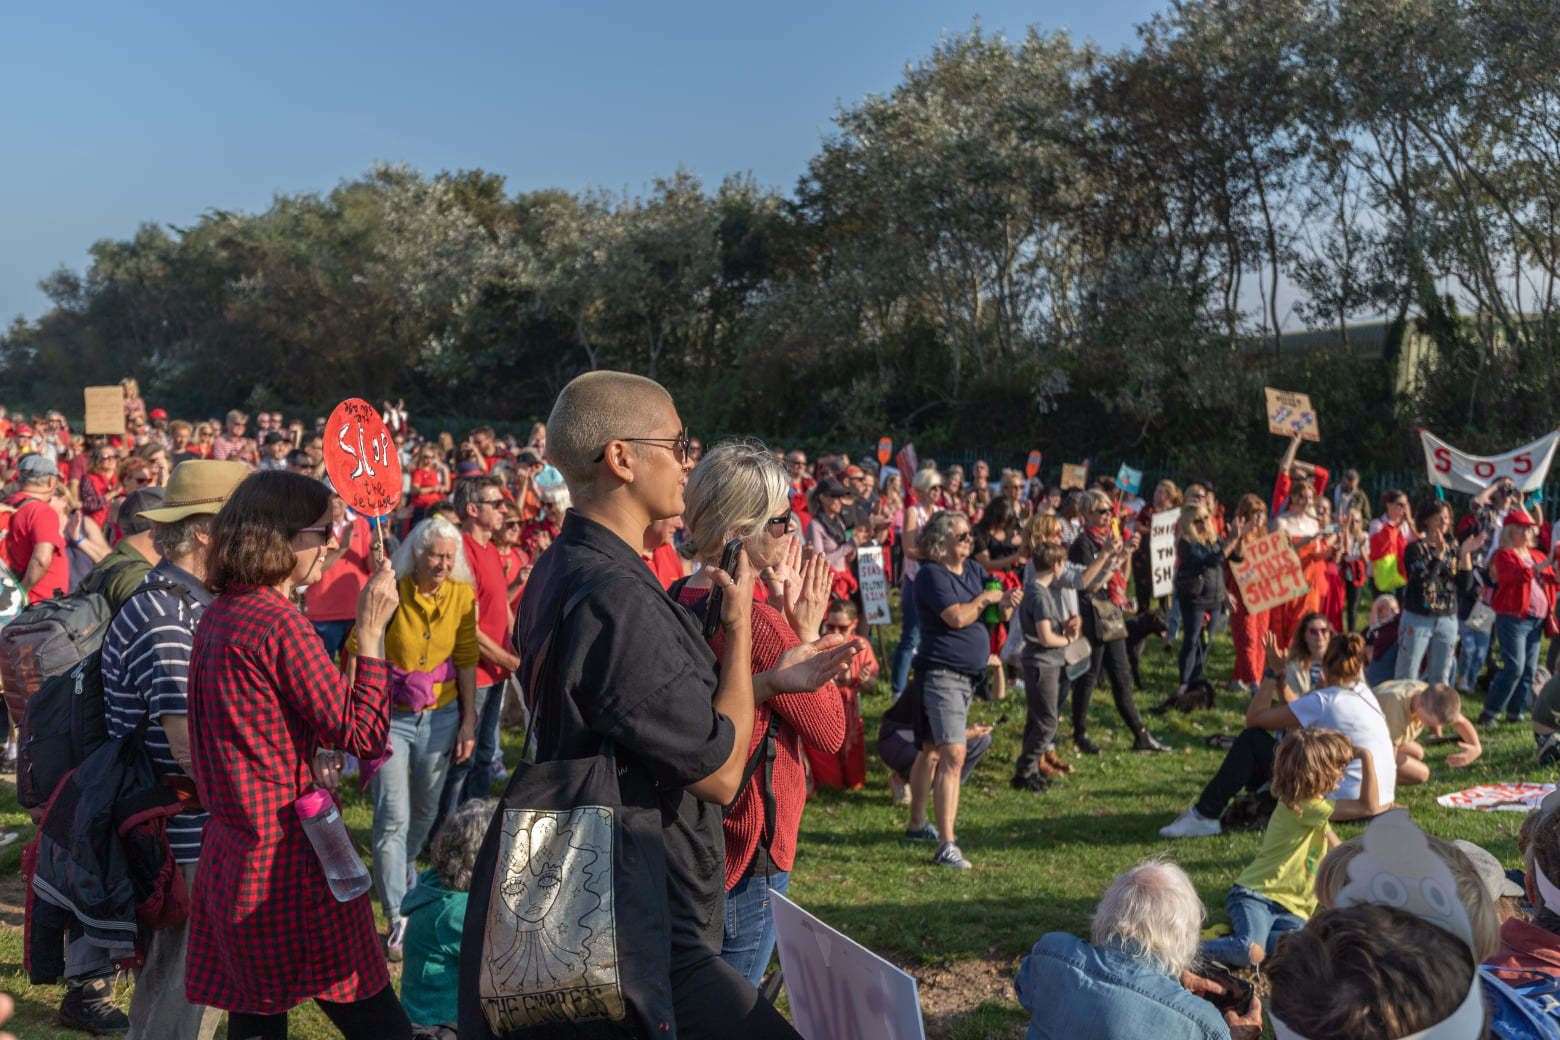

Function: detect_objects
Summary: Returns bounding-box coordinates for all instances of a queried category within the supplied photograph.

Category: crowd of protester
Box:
[2,374,1559,1039]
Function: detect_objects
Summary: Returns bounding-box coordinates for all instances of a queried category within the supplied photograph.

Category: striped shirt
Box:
[102,561,211,863]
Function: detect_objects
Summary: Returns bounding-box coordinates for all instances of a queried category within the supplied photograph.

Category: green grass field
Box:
[0,629,1541,1039]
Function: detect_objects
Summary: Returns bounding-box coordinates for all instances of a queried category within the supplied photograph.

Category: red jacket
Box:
[1488,917,1560,983]
[1490,546,1554,618]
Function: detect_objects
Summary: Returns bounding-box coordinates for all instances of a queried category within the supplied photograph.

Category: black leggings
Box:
[227,985,411,1040]
[1069,638,1145,739]
[669,952,802,1039]
[1195,727,1279,820]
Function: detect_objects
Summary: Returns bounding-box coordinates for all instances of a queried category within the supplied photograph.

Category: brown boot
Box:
[1044,749,1074,774]
[1035,756,1060,778]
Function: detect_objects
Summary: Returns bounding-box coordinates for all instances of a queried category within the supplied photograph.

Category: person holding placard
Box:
[1224,495,1273,693]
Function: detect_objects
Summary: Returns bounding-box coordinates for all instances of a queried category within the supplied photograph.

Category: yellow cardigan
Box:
[348,576,479,709]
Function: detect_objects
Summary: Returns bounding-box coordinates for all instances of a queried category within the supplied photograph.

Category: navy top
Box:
[913,559,992,675]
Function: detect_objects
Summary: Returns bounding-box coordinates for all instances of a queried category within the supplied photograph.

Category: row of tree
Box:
[5,0,1558,493]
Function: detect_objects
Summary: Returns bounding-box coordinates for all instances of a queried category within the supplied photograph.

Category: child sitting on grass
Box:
[1201,728,1380,967]
[1370,679,1482,784]
[401,796,495,1039]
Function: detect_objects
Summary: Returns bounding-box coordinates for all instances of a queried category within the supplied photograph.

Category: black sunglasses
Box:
[766,512,794,534]
[955,531,973,543]
[593,429,692,464]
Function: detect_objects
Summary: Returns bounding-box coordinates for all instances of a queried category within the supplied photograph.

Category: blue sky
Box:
[0,2,1161,320]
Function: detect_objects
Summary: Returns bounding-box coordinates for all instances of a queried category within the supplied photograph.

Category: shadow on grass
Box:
[796,896,1100,963]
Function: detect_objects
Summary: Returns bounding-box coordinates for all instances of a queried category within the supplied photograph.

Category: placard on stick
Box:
[1265,387,1319,442]
[324,397,403,518]
[83,386,126,435]
[1230,530,1309,613]
[1059,463,1088,491]
[856,546,892,627]
[1150,507,1181,598]
[1025,450,1042,480]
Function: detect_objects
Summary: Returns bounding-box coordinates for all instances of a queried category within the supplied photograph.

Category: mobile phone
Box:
[704,538,744,640]
[1197,964,1254,1016]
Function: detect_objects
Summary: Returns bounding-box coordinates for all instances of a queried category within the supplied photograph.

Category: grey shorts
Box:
[921,668,976,748]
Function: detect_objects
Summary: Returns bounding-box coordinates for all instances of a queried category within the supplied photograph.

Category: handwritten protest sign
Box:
[1420,429,1559,495]
[1025,450,1042,480]
[83,386,126,435]
[1265,387,1319,442]
[1230,530,1309,613]
[1437,782,1555,812]
[324,397,403,518]
[771,891,925,1040]
[877,437,893,467]
[1060,463,1087,491]
[1115,463,1143,496]
[1150,508,1181,598]
[856,546,892,627]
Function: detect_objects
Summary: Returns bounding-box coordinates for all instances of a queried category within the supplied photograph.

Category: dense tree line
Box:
[5,0,1558,493]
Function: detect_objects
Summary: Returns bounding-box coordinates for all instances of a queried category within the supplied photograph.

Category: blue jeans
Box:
[720,868,790,987]
[1486,615,1545,720]
[311,619,354,660]
[436,682,499,830]
[1200,886,1305,966]
[464,679,506,797]
[1396,610,1458,685]
[1458,623,1492,689]
[370,699,460,920]
[890,576,921,697]
[1177,597,1210,687]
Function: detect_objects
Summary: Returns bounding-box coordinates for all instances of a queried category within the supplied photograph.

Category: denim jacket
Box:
[1014,933,1230,1040]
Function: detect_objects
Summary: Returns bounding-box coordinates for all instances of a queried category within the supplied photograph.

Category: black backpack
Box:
[16,578,189,809]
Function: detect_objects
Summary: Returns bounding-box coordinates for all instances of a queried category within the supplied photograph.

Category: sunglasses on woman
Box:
[766,512,794,535]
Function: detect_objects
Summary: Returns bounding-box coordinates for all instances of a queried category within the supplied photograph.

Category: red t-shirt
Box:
[409,467,442,509]
[642,544,684,590]
[303,518,373,622]
[463,531,513,686]
[82,471,116,528]
[5,496,68,602]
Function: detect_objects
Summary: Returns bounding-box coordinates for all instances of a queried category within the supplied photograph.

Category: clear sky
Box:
[0,2,1163,321]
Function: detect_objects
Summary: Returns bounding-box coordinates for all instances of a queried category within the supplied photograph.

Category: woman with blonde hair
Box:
[675,440,856,982]
[1170,502,1245,702]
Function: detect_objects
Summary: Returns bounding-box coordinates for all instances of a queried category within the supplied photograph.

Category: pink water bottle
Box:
[294,787,371,902]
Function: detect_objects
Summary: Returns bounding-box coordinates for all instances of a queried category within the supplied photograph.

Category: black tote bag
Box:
[459,581,676,1039]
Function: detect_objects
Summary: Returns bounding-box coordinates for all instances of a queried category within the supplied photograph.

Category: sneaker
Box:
[1159,807,1222,839]
[1010,772,1050,793]
[1479,713,1501,731]
[58,977,128,1034]
[904,822,938,842]
[934,842,972,870]
[385,916,408,963]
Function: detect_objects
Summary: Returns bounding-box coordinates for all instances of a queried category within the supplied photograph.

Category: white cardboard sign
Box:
[1150,507,1181,599]
[771,891,925,1040]
[856,545,893,627]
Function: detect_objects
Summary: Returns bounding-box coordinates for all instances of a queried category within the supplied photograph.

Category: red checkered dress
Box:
[185,586,392,1014]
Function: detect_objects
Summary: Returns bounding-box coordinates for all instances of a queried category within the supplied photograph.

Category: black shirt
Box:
[1402,538,1470,617]
[515,511,736,968]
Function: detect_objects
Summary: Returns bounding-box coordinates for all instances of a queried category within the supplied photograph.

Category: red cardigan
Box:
[1490,546,1554,618]
[675,588,845,889]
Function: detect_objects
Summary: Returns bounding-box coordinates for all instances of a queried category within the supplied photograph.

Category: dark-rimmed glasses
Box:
[766,512,795,535]
[593,430,692,464]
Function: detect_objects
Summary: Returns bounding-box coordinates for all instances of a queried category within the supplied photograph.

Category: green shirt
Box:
[79,540,154,612]
[1233,797,1334,918]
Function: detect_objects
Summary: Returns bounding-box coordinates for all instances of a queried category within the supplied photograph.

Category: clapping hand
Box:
[1261,630,1285,677]
[1000,587,1023,614]
[765,634,865,693]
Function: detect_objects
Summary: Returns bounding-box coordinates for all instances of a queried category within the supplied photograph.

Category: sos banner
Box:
[1419,429,1559,495]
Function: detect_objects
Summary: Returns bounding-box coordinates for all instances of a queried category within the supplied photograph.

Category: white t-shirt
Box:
[1289,681,1396,804]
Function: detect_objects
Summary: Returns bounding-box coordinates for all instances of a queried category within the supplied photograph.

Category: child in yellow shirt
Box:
[1201,728,1381,966]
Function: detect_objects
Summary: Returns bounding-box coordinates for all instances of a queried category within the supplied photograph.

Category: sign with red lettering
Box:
[876,437,892,467]
[324,397,403,516]
[1025,450,1042,480]
[1230,530,1309,614]
[1264,387,1319,442]
[1420,429,1558,495]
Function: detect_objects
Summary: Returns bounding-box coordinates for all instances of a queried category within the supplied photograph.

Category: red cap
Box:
[1506,507,1538,528]
[14,424,33,436]
[842,465,866,478]
[149,407,168,420]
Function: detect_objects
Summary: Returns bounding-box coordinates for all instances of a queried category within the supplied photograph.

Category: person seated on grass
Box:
[1490,793,1560,982]
[399,797,494,1039]
[1264,904,1484,1040]
[1014,860,1263,1040]
[1161,630,1395,839]
[1370,679,1482,784]
[875,685,990,806]
[1362,593,1402,686]
[1531,672,1560,767]
[1200,728,1374,969]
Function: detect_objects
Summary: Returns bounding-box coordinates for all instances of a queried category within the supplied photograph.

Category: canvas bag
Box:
[459,578,676,1039]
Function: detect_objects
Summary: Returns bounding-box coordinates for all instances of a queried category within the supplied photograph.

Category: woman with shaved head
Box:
[467,371,859,1039]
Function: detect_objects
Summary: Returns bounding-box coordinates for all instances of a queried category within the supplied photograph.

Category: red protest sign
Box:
[876,437,892,467]
[1025,450,1042,480]
[1230,530,1309,613]
[324,398,403,517]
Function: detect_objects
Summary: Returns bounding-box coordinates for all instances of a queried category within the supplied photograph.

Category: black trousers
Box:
[228,984,412,1040]
[669,953,801,1039]
[1069,638,1145,739]
[1194,728,1279,820]
[1014,658,1063,776]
